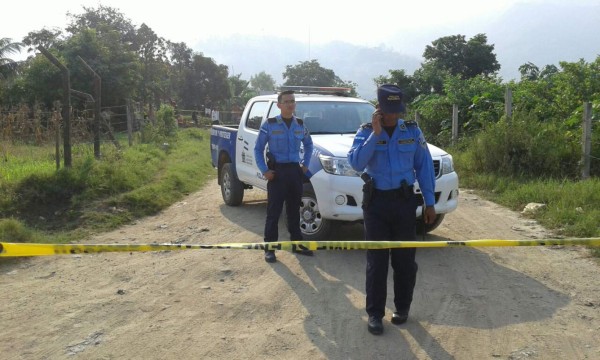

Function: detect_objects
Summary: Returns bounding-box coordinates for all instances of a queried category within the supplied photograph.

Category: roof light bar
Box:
[279,86,352,95]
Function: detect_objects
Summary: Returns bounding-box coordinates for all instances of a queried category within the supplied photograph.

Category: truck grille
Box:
[416,192,441,205]
[433,160,441,178]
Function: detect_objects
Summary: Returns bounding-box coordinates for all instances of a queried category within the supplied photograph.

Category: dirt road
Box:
[1,182,599,360]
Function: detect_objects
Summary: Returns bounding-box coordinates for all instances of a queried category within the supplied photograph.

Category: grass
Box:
[0,143,57,182]
[2,126,599,259]
[0,127,215,244]
[454,153,600,258]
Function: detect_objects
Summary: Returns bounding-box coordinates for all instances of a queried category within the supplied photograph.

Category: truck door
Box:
[235,101,269,187]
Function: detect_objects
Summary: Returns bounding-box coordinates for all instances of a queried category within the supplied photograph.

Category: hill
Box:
[193,2,600,98]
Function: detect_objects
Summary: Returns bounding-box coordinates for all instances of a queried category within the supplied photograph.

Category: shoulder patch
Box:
[296,118,303,125]
[360,122,373,129]
[419,133,427,148]
[267,117,277,123]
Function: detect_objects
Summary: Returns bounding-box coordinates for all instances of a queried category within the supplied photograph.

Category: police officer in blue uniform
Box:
[254,90,315,263]
[348,84,437,335]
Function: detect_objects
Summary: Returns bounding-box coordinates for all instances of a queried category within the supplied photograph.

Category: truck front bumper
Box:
[309,171,459,222]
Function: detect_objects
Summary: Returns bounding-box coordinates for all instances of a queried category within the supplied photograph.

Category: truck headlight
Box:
[319,155,361,176]
[441,155,454,175]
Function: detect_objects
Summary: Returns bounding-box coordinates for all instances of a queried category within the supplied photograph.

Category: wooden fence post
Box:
[126,99,133,146]
[38,45,71,167]
[55,111,60,170]
[452,104,459,146]
[582,102,592,180]
[505,87,513,121]
[77,56,101,159]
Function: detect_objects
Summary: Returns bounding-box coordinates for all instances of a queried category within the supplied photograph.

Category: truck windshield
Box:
[268,101,375,134]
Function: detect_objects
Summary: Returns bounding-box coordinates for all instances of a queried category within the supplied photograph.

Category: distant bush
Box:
[461,111,581,179]
[141,104,178,144]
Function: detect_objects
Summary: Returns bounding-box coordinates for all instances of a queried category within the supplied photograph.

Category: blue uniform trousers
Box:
[364,189,418,319]
[264,163,303,244]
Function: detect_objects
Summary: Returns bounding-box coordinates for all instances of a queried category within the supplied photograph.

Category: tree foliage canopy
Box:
[423,34,500,79]
[283,60,338,87]
[250,71,276,92]
[0,38,24,80]
[1,5,234,111]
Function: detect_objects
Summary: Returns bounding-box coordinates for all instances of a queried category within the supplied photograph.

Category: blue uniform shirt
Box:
[347,119,436,206]
[254,115,314,174]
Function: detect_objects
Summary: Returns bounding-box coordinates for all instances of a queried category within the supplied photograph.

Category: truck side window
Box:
[246,101,269,131]
[267,102,282,118]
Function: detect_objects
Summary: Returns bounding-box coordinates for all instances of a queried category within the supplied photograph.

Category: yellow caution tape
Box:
[1,238,600,257]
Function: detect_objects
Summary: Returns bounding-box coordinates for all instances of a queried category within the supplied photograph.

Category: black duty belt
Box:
[274,162,299,168]
[373,186,414,198]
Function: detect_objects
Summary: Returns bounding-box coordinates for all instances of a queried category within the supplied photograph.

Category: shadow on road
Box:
[218,192,570,358]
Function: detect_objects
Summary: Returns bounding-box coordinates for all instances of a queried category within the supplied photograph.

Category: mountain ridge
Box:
[193,2,600,98]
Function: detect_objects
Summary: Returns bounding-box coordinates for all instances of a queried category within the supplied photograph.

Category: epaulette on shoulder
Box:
[404,120,418,127]
[360,122,373,129]
[296,118,303,125]
[267,117,277,123]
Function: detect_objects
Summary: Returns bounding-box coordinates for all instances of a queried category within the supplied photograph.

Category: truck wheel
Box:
[298,186,332,240]
[416,214,445,235]
[220,163,244,206]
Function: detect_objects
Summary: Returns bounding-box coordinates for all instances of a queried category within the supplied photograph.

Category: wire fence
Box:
[2,101,596,176]
[0,103,225,146]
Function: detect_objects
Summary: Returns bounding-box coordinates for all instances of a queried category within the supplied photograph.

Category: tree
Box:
[539,64,559,80]
[519,62,540,81]
[423,34,500,79]
[133,24,168,109]
[63,27,140,108]
[0,38,24,80]
[228,73,253,108]
[8,53,62,107]
[22,28,63,54]
[250,71,276,92]
[66,5,136,44]
[228,73,248,98]
[179,54,229,109]
[551,58,600,120]
[283,59,338,87]
[412,63,450,95]
[166,42,193,107]
[463,34,501,78]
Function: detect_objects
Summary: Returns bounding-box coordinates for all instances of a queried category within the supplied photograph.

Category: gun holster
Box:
[266,152,275,170]
[360,173,374,210]
[400,179,414,199]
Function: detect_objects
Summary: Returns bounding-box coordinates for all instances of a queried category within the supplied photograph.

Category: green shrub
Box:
[0,218,38,243]
[140,104,178,144]
[464,111,580,178]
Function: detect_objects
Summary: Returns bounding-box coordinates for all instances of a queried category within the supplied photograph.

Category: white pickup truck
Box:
[210,86,459,240]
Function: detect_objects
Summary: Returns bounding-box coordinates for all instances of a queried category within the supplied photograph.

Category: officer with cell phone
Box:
[348,84,437,335]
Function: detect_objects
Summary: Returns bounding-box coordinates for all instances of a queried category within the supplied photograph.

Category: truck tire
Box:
[416,214,445,234]
[220,163,244,206]
[298,185,332,240]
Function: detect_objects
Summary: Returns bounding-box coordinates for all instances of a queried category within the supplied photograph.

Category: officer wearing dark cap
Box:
[254,90,314,263]
[348,84,437,335]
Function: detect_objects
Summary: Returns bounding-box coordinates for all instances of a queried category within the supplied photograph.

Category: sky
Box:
[3,0,575,60]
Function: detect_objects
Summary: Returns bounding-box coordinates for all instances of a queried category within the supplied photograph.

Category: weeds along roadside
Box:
[453,151,600,259]
[0,127,214,244]
[1,126,598,260]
